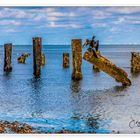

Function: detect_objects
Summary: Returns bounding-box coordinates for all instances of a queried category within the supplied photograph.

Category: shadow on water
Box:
[113,85,128,92]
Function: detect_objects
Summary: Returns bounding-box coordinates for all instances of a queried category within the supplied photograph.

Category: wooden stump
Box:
[131,52,140,73]
[17,53,30,64]
[41,53,45,66]
[71,39,82,80]
[3,43,12,72]
[32,37,42,77]
[63,53,69,68]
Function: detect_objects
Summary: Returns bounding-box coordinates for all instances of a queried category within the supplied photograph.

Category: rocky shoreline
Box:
[0,120,93,134]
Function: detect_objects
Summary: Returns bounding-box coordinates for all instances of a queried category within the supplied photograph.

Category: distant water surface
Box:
[0,45,140,133]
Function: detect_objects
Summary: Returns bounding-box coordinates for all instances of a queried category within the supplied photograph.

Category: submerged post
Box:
[71,39,82,80]
[131,52,140,73]
[3,43,12,72]
[63,53,69,68]
[32,37,42,77]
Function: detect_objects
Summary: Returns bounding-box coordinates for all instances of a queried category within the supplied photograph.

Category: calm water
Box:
[0,45,140,133]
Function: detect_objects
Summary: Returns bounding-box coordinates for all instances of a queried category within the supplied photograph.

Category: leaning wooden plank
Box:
[83,51,131,86]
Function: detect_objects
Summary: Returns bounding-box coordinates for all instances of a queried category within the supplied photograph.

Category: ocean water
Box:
[0,45,140,133]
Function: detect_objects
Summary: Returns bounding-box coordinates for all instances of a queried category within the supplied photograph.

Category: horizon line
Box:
[0,44,140,46]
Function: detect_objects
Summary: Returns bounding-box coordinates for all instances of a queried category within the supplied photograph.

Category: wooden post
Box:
[4,43,12,72]
[131,52,140,73]
[41,53,45,66]
[71,39,82,80]
[33,37,42,77]
[63,53,69,68]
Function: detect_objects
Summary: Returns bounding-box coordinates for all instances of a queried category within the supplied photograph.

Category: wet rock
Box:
[0,120,33,134]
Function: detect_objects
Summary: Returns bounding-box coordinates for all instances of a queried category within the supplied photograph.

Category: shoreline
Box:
[0,120,96,134]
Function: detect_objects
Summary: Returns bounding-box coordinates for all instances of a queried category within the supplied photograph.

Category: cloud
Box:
[106,7,140,14]
[47,21,81,28]
[5,29,17,33]
[92,23,107,28]
[113,15,140,25]
[0,20,21,26]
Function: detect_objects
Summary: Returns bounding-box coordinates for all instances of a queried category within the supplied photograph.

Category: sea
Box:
[0,45,140,133]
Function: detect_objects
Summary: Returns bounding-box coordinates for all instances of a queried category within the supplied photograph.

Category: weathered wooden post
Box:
[71,39,82,80]
[63,53,69,68]
[3,43,12,72]
[131,52,140,73]
[33,37,42,77]
[41,53,45,66]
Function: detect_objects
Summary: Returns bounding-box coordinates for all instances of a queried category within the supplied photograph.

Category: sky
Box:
[0,7,140,45]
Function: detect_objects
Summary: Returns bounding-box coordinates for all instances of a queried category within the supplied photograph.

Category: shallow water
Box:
[0,45,140,133]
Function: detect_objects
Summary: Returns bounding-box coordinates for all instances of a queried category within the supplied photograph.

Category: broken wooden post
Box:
[83,50,131,86]
[71,39,82,80]
[93,51,100,72]
[32,37,42,77]
[41,53,45,66]
[131,52,140,73]
[63,53,69,68]
[17,53,30,64]
[3,43,12,72]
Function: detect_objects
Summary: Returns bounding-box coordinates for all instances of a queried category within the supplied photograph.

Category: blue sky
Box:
[0,7,140,45]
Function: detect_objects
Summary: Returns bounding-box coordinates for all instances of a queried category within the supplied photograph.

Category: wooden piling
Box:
[32,37,42,77]
[131,52,140,73]
[63,53,69,68]
[71,39,82,80]
[41,53,45,66]
[17,53,30,64]
[83,50,131,86]
[4,43,12,72]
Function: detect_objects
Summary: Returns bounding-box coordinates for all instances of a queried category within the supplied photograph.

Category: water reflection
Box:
[113,85,128,92]
[30,78,43,118]
[70,80,81,93]
[131,72,140,78]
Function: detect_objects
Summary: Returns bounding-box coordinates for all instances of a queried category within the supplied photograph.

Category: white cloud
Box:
[92,23,107,28]
[0,20,21,26]
[47,21,81,28]
[113,15,140,25]
[106,7,140,14]
[5,29,17,33]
